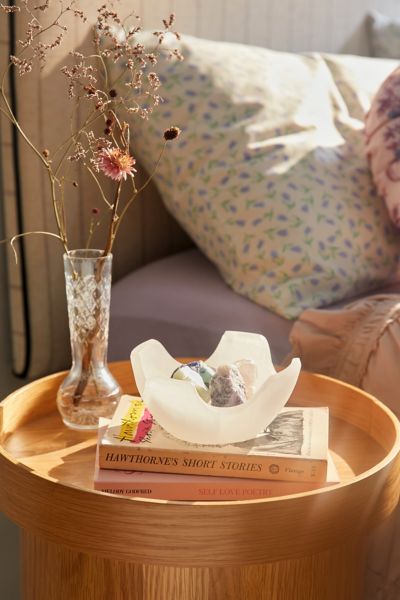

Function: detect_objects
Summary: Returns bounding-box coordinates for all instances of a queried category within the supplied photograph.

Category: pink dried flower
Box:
[96,148,137,181]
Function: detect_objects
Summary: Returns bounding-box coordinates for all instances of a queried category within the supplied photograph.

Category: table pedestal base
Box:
[22,531,365,600]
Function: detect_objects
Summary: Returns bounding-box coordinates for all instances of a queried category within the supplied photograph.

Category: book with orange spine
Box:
[98,396,329,483]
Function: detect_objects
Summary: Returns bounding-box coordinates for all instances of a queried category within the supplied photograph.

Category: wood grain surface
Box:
[22,531,365,600]
[1,363,400,599]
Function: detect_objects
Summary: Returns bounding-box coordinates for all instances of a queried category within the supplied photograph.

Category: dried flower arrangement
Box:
[0,1,184,428]
[0,1,182,257]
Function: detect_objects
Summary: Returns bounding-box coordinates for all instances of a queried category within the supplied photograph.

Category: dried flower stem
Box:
[86,167,112,208]
[103,179,122,255]
[0,230,64,263]
[86,214,103,249]
[113,141,167,239]
[1,78,50,170]
[58,176,68,235]
[0,57,68,251]
[53,108,104,175]
[48,169,69,254]
[0,73,69,253]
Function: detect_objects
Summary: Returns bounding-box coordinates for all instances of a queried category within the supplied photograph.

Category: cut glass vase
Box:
[56,249,121,429]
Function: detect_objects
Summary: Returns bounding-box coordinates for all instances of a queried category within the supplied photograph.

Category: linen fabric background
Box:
[112,35,400,319]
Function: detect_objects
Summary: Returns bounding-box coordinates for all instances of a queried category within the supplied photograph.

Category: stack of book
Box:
[94,395,338,501]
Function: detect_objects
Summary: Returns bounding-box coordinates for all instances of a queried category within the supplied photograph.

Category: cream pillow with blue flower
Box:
[112,34,400,319]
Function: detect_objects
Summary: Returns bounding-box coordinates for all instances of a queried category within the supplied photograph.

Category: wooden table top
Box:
[0,362,399,566]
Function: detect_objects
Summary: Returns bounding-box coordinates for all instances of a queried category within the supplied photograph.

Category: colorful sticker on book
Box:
[117,398,154,443]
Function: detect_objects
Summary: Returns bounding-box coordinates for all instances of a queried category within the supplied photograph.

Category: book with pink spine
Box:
[94,420,339,501]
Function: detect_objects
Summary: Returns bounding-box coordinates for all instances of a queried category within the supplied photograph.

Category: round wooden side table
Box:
[0,362,399,600]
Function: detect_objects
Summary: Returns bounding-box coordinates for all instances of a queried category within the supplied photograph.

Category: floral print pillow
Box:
[365,66,400,228]
[115,35,400,319]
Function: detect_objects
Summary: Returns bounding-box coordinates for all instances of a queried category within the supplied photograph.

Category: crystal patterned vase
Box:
[56,250,121,429]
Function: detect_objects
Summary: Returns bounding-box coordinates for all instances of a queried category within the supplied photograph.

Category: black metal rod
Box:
[8,3,32,378]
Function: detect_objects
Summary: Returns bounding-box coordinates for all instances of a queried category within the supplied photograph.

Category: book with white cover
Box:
[98,395,329,483]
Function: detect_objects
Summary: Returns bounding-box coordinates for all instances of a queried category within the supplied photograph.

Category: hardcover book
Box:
[98,395,330,483]
[94,422,339,500]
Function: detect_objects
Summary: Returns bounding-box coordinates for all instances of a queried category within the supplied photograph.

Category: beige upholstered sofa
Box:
[2,0,400,382]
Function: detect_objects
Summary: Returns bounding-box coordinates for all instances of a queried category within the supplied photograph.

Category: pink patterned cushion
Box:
[365,66,400,228]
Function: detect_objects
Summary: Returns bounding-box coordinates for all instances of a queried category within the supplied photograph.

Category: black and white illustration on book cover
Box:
[103,398,328,460]
[237,409,305,456]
